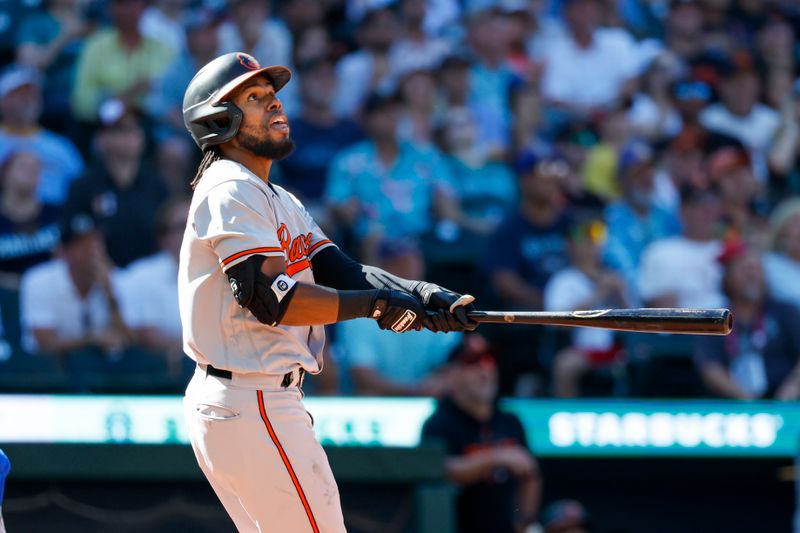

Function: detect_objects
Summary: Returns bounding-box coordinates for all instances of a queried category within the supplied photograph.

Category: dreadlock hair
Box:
[191,146,223,190]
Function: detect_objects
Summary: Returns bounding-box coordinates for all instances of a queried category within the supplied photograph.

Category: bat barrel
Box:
[467,308,733,335]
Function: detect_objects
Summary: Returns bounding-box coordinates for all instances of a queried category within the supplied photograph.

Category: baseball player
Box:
[179,52,478,533]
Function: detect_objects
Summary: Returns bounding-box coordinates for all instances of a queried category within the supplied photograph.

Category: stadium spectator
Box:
[627,52,684,143]
[706,145,768,246]
[62,101,167,267]
[333,7,399,118]
[118,198,188,379]
[335,239,462,396]
[70,0,174,123]
[15,0,95,134]
[19,212,128,364]
[465,7,516,155]
[437,105,516,236]
[388,0,452,81]
[0,65,84,206]
[395,68,439,145]
[544,219,630,397]
[140,0,188,57]
[637,186,725,309]
[538,0,641,118]
[0,151,60,289]
[325,93,457,262]
[603,141,681,299]
[763,198,800,310]
[581,107,632,201]
[694,242,800,400]
[484,152,573,311]
[661,0,705,62]
[541,499,591,533]
[421,333,541,533]
[277,57,362,220]
[699,56,780,181]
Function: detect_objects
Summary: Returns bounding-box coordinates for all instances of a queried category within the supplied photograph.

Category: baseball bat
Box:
[466,308,733,335]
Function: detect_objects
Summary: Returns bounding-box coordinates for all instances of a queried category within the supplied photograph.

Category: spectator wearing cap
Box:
[216,0,297,112]
[15,0,95,134]
[603,141,680,300]
[276,57,363,222]
[333,7,399,119]
[637,185,725,309]
[537,0,642,118]
[706,145,768,246]
[335,238,462,396]
[694,241,800,400]
[540,499,590,533]
[0,151,61,289]
[325,93,458,262]
[763,198,800,310]
[19,211,128,363]
[545,219,631,397]
[70,0,174,123]
[0,65,84,206]
[116,198,189,379]
[62,103,167,267]
[421,333,541,533]
[699,56,780,181]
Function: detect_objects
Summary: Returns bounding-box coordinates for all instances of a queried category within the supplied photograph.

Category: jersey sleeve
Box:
[194,180,285,272]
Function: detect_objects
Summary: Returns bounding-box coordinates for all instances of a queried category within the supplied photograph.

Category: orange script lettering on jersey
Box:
[276,223,313,263]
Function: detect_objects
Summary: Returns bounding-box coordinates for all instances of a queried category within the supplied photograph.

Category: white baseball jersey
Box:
[178,159,335,376]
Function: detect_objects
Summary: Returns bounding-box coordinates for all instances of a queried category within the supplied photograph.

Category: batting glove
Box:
[369,289,427,333]
[414,283,479,333]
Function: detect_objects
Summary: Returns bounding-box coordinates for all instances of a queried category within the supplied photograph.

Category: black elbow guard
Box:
[226,255,298,326]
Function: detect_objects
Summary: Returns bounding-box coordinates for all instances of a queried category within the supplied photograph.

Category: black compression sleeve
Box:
[311,246,421,293]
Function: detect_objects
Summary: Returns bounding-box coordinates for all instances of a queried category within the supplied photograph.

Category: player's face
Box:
[232,77,295,161]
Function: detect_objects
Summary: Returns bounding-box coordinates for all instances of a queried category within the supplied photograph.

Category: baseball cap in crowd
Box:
[672,80,712,102]
[98,98,142,129]
[717,237,748,265]
[59,212,98,246]
[541,499,590,533]
[0,65,41,99]
[513,149,570,178]
[618,140,654,175]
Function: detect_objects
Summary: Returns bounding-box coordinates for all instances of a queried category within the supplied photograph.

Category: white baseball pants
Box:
[184,367,346,533]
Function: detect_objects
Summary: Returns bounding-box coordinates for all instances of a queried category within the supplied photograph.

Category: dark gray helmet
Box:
[182,52,291,150]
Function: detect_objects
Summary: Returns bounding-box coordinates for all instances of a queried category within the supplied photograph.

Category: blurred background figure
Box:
[15,0,95,136]
[70,0,174,124]
[325,93,457,262]
[0,64,84,206]
[118,198,189,381]
[62,102,167,268]
[335,239,462,396]
[544,219,630,397]
[541,499,591,533]
[0,151,60,290]
[764,198,800,309]
[421,333,541,533]
[694,241,800,400]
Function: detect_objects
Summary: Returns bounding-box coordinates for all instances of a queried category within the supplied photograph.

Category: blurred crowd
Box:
[0,0,799,404]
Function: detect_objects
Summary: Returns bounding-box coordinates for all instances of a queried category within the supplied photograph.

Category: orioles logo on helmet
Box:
[236,53,260,70]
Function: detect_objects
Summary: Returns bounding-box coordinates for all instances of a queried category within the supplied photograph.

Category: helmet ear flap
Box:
[188,101,244,150]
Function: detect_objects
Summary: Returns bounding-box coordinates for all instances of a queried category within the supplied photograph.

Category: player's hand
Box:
[369,289,426,333]
[414,283,478,332]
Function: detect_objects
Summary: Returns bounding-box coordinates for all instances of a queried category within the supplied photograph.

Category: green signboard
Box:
[0,395,796,457]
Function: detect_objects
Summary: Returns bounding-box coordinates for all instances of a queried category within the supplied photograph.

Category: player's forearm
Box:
[443,451,499,485]
[311,246,420,293]
[279,284,385,326]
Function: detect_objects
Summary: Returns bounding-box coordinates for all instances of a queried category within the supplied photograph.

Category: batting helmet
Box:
[182,52,291,150]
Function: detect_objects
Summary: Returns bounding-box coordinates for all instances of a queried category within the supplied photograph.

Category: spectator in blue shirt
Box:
[325,93,458,262]
[0,65,84,206]
[603,141,680,302]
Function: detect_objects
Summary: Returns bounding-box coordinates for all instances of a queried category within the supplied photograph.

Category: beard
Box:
[237,127,296,161]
